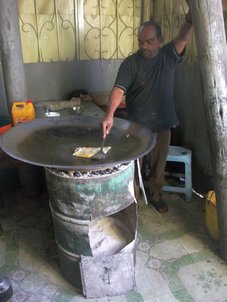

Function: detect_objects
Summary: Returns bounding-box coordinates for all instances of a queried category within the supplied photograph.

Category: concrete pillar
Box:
[190,0,227,260]
[0,0,27,115]
[0,1,44,198]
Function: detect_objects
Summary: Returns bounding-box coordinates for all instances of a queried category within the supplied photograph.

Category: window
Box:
[18,0,142,63]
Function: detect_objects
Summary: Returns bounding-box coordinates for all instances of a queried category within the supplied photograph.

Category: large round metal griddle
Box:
[0,116,156,170]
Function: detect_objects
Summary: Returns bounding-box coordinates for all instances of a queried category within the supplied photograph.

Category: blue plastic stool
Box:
[163,146,192,201]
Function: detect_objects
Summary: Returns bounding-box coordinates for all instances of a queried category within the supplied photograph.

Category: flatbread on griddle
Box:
[73,147,111,158]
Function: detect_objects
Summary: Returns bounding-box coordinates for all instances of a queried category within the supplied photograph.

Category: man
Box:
[102,4,193,213]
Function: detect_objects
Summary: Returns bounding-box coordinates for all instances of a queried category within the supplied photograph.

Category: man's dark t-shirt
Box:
[114,42,183,132]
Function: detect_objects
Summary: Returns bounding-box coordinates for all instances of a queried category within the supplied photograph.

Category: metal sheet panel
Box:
[80,252,136,298]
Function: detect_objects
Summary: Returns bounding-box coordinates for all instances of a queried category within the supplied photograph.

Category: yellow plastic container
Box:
[12,100,36,125]
[205,190,219,241]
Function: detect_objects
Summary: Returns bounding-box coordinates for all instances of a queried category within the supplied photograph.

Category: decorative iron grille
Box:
[18,0,197,63]
[18,0,142,63]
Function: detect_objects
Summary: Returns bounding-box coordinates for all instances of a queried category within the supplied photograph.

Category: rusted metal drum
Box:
[45,161,137,298]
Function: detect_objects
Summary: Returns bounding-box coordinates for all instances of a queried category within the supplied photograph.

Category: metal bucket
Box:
[45,161,137,298]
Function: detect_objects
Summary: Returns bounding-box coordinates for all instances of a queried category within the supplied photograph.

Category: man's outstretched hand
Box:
[102,114,114,138]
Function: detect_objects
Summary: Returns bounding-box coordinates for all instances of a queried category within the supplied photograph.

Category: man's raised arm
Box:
[173,1,193,55]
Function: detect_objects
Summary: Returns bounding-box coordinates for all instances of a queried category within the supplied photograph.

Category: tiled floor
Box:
[0,185,227,302]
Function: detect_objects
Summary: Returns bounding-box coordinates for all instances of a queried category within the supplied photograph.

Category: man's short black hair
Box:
[139,21,162,38]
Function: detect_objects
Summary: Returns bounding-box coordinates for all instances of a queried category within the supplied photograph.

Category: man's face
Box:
[138,25,163,59]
